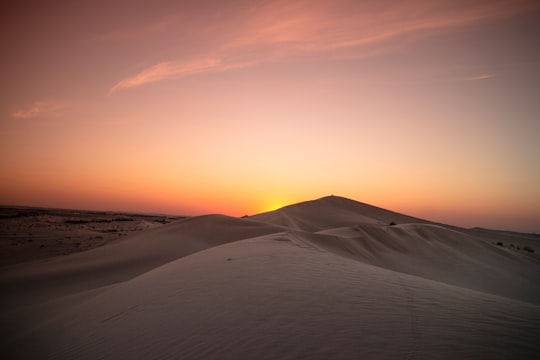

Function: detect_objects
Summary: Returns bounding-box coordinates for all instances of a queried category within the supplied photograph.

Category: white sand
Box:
[1,196,539,359]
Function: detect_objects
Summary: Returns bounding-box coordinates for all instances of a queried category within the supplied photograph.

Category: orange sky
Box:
[1,0,540,232]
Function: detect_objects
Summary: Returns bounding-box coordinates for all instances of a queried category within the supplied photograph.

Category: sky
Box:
[1,0,540,232]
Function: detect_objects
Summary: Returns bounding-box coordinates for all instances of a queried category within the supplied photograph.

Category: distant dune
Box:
[1,196,539,359]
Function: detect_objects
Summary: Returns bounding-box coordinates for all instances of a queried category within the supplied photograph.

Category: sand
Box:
[1,196,539,359]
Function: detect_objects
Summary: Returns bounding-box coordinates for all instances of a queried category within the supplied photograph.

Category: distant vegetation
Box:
[495,241,534,253]
[65,217,134,224]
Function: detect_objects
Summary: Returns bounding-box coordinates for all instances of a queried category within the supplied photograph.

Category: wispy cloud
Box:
[460,73,495,81]
[110,58,221,94]
[11,100,66,119]
[109,0,539,93]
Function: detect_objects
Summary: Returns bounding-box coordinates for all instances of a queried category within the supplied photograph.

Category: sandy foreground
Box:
[1,196,539,359]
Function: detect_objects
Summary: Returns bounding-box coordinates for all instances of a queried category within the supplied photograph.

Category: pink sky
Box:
[1,0,540,232]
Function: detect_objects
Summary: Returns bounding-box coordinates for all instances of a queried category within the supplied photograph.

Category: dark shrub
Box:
[65,219,90,224]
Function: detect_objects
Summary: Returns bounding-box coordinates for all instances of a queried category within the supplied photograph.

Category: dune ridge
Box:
[1,195,539,359]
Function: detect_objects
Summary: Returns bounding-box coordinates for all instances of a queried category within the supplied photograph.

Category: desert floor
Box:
[0,206,182,266]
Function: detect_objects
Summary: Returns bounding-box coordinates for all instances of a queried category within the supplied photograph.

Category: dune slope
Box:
[5,235,540,360]
[0,214,282,308]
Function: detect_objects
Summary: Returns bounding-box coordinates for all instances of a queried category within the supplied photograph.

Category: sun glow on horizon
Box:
[259,198,292,214]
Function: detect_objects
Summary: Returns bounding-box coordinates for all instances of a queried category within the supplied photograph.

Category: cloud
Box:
[109,0,539,93]
[109,58,222,94]
[11,100,66,119]
[461,73,495,81]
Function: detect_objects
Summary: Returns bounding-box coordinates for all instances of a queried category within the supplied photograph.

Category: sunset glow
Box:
[1,0,540,232]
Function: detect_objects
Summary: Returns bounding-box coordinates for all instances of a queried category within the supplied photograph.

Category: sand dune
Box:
[309,223,540,304]
[1,196,539,359]
[1,214,282,308]
[250,195,427,231]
